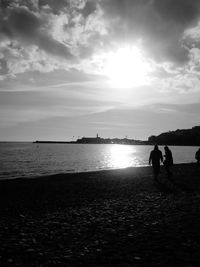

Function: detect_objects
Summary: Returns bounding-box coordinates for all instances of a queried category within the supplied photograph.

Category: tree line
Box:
[148,126,200,146]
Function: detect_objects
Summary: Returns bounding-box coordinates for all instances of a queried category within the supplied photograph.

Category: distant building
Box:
[76,133,102,144]
[75,134,148,145]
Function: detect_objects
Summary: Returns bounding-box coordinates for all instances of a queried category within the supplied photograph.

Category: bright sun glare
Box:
[109,145,137,168]
[103,46,150,88]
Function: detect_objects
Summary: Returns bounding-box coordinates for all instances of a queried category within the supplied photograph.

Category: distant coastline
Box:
[33,135,148,145]
[33,141,76,144]
[33,126,200,146]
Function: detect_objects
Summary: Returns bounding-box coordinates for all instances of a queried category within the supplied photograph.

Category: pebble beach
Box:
[1,163,200,266]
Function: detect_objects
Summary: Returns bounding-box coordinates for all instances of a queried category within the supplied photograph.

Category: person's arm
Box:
[160,152,163,163]
[170,151,173,164]
[149,152,152,165]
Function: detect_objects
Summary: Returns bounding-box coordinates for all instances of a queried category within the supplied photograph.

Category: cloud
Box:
[0,6,74,59]
[0,58,8,75]
[0,87,115,128]
[1,0,200,102]
[0,68,108,92]
[154,0,200,25]
[38,0,69,14]
[0,0,108,77]
[80,0,97,18]
[152,102,200,115]
[100,0,200,64]
[1,0,200,72]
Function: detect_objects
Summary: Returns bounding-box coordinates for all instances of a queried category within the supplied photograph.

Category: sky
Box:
[0,0,200,141]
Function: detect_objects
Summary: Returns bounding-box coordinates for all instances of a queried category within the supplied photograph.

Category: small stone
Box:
[26,248,35,252]
[134,256,141,260]
[32,238,37,244]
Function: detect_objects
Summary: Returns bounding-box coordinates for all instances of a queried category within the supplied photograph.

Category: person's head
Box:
[164,146,169,151]
[154,145,158,151]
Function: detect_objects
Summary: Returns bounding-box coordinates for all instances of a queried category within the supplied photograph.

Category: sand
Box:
[0,163,200,266]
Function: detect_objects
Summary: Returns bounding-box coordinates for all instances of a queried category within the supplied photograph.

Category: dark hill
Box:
[148,126,200,146]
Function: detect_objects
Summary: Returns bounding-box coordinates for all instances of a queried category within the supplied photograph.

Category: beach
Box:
[1,163,200,266]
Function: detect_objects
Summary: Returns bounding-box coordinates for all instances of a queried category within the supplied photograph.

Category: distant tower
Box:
[96,133,99,138]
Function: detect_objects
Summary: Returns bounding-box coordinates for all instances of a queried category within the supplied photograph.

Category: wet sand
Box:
[0,163,200,266]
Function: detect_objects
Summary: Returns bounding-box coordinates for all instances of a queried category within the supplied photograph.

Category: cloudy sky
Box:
[0,0,200,141]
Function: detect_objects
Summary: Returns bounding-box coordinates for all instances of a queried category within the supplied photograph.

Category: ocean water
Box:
[0,142,198,179]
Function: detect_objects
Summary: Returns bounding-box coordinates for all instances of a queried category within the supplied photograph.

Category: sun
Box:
[103,46,150,88]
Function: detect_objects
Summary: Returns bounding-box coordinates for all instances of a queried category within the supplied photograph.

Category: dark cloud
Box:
[154,0,200,26]
[0,5,74,60]
[0,0,11,9]
[1,7,40,38]
[36,34,73,59]
[0,58,8,75]
[81,0,97,18]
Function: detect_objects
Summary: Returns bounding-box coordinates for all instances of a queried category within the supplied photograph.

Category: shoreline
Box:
[0,161,196,182]
[0,164,150,181]
[1,163,200,266]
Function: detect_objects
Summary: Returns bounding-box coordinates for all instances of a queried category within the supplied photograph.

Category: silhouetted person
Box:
[149,145,163,181]
[164,146,173,178]
[195,148,200,165]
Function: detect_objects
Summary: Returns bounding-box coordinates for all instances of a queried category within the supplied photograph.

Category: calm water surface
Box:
[0,142,198,179]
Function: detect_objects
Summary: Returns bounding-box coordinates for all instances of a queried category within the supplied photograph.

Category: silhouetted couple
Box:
[149,145,173,181]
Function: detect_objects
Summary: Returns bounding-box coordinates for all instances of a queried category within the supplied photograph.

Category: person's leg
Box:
[153,165,160,182]
[165,165,170,177]
[154,171,158,181]
[169,166,173,177]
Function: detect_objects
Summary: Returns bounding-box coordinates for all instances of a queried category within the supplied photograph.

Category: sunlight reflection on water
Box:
[108,144,139,168]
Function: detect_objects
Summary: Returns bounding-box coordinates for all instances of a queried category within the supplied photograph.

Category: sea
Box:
[0,142,198,180]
